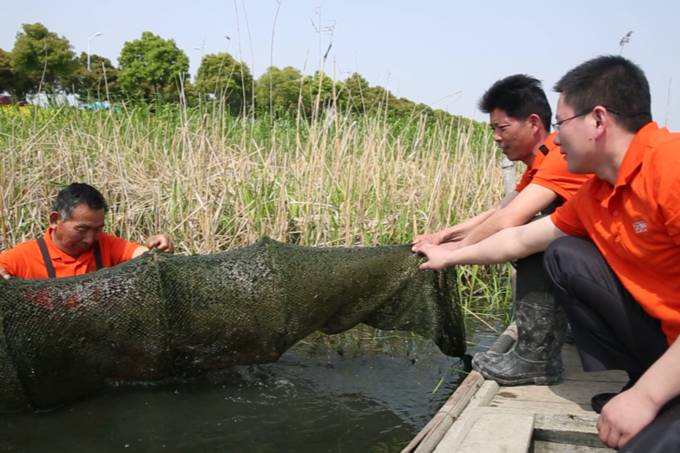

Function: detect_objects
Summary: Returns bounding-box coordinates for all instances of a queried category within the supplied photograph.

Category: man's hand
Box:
[597,387,659,449]
[413,243,453,270]
[412,231,448,250]
[145,234,174,253]
[0,266,10,280]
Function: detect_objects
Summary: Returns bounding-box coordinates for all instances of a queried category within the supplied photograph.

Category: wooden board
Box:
[457,412,533,453]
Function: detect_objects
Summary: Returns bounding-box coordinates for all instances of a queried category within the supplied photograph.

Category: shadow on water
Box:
[0,324,499,453]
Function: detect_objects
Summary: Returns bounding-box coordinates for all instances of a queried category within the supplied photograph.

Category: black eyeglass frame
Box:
[552,106,625,131]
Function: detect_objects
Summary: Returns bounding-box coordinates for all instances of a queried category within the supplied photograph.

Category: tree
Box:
[195,52,253,115]
[255,66,303,117]
[10,23,78,96]
[301,71,337,118]
[0,49,14,95]
[65,52,120,100]
[340,72,370,113]
[118,32,190,102]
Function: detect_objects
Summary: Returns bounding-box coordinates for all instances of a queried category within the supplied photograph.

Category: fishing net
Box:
[0,238,465,412]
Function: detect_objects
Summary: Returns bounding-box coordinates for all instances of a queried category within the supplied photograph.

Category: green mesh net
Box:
[0,238,465,412]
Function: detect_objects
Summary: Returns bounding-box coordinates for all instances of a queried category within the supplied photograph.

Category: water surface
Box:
[1,326,498,453]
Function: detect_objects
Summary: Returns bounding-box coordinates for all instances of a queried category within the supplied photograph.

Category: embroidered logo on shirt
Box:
[632,219,648,234]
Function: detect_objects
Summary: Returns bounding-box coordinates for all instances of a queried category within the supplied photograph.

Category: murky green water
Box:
[0,326,497,453]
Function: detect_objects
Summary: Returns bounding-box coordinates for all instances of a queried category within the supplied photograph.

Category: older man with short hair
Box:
[0,183,172,279]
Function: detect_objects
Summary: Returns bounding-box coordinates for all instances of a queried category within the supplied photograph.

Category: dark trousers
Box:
[544,236,680,452]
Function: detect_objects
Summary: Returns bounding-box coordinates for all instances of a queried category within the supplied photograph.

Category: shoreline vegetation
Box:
[0,102,514,342]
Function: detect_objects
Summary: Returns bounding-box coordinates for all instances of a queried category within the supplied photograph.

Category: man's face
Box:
[50,204,106,257]
[554,95,596,174]
[489,109,536,163]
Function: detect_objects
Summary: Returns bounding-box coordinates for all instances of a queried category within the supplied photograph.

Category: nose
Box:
[82,230,99,247]
[554,132,561,146]
[493,132,502,143]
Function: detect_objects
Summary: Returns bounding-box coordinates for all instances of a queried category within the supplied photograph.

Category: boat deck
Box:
[404,325,626,452]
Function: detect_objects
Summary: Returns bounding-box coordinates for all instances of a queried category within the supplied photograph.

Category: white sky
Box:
[3,0,679,128]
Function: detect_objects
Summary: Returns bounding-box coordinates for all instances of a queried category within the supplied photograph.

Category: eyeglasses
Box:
[551,109,593,131]
[552,106,629,131]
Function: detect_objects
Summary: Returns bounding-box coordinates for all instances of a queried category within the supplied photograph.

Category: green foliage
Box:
[0,49,14,95]
[9,23,78,96]
[255,66,304,116]
[195,52,253,114]
[0,24,464,128]
[338,72,370,113]
[65,52,120,100]
[118,32,190,102]
[300,70,338,118]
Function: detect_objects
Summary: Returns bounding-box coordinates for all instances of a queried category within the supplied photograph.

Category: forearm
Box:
[633,338,680,409]
[458,210,530,248]
[445,206,499,240]
[450,216,562,265]
[443,227,532,265]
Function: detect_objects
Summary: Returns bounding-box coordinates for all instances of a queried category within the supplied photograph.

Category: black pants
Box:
[544,236,680,452]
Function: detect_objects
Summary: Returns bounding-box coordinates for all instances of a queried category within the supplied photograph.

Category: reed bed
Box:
[0,104,513,325]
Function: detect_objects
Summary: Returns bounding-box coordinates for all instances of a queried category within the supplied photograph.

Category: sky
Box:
[3,0,679,129]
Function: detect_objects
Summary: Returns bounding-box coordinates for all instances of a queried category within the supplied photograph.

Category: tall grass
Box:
[0,104,513,323]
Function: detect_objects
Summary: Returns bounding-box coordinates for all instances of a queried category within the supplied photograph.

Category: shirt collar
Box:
[614,121,658,188]
[528,132,557,170]
[543,132,558,153]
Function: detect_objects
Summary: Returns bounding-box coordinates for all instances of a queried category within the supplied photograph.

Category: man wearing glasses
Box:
[414,55,680,451]
[413,74,591,386]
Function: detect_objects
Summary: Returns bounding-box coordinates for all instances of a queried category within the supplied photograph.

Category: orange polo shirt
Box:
[552,122,680,344]
[515,133,592,200]
[0,229,141,279]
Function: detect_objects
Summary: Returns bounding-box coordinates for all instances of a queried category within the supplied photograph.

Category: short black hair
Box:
[554,55,651,133]
[52,183,108,220]
[479,74,552,131]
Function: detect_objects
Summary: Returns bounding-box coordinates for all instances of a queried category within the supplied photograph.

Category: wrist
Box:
[631,380,670,411]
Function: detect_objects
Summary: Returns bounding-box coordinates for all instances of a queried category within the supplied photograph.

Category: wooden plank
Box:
[487,398,593,415]
[534,413,606,447]
[412,371,484,453]
[433,383,499,453]
[533,440,613,452]
[492,380,624,408]
[436,408,607,452]
[457,412,534,453]
[403,323,516,453]
[468,380,499,408]
[412,332,629,452]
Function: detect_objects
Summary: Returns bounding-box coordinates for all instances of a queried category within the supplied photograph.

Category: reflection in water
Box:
[1,327,496,453]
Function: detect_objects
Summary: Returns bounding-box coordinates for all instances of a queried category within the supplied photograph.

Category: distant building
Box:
[26,92,80,108]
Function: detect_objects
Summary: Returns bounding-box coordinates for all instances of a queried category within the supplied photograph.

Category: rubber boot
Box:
[472,253,566,386]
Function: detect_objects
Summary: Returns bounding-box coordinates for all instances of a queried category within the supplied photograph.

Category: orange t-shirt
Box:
[515,133,592,200]
[551,122,680,344]
[0,229,141,279]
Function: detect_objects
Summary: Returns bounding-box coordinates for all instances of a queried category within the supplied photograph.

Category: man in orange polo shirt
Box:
[414,56,680,450]
[0,183,173,280]
[413,74,591,385]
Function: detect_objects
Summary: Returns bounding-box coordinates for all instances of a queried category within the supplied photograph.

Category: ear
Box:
[590,105,612,140]
[48,211,61,228]
[527,113,543,131]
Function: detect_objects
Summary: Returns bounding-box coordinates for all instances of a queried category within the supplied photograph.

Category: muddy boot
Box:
[473,294,566,385]
[472,253,566,386]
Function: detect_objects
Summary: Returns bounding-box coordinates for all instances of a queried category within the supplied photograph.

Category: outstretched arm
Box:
[413,191,518,247]
[414,216,566,270]
[456,184,558,249]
